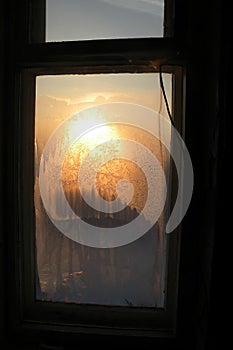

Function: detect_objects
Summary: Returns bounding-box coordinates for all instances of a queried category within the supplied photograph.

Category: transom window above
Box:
[46,0,165,42]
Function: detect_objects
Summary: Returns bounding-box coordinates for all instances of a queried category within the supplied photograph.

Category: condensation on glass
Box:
[46,0,165,42]
[34,73,172,307]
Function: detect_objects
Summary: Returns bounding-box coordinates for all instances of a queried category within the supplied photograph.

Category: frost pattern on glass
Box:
[35,73,172,307]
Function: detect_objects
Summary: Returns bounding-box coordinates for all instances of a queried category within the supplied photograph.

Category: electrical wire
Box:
[159,64,175,128]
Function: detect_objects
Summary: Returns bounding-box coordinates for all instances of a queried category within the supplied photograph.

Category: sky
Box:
[35,72,172,212]
[35,73,172,145]
[46,0,164,41]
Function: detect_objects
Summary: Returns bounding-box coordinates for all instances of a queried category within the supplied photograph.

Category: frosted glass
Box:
[35,73,172,307]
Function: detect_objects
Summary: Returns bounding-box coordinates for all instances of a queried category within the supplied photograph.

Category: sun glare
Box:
[80,124,116,150]
[66,112,118,157]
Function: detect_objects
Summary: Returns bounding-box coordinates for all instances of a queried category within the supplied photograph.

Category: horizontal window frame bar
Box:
[14,38,184,68]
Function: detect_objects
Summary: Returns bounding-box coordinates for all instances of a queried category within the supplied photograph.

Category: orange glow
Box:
[73,123,117,151]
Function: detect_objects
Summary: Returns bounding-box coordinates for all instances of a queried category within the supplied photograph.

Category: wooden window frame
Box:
[6,0,190,344]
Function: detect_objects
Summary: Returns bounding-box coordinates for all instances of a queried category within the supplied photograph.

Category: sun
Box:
[79,124,117,150]
[64,113,119,167]
[66,112,118,151]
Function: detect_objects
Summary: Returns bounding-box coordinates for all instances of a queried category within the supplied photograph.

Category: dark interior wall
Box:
[180,3,230,349]
[176,2,222,348]
[0,1,5,342]
[0,1,229,349]
[206,3,230,348]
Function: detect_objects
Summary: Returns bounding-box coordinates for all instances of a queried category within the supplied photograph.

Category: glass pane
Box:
[35,73,172,307]
[46,0,165,42]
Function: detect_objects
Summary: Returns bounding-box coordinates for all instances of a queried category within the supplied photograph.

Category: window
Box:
[9,0,187,341]
[35,72,173,308]
[46,0,166,41]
